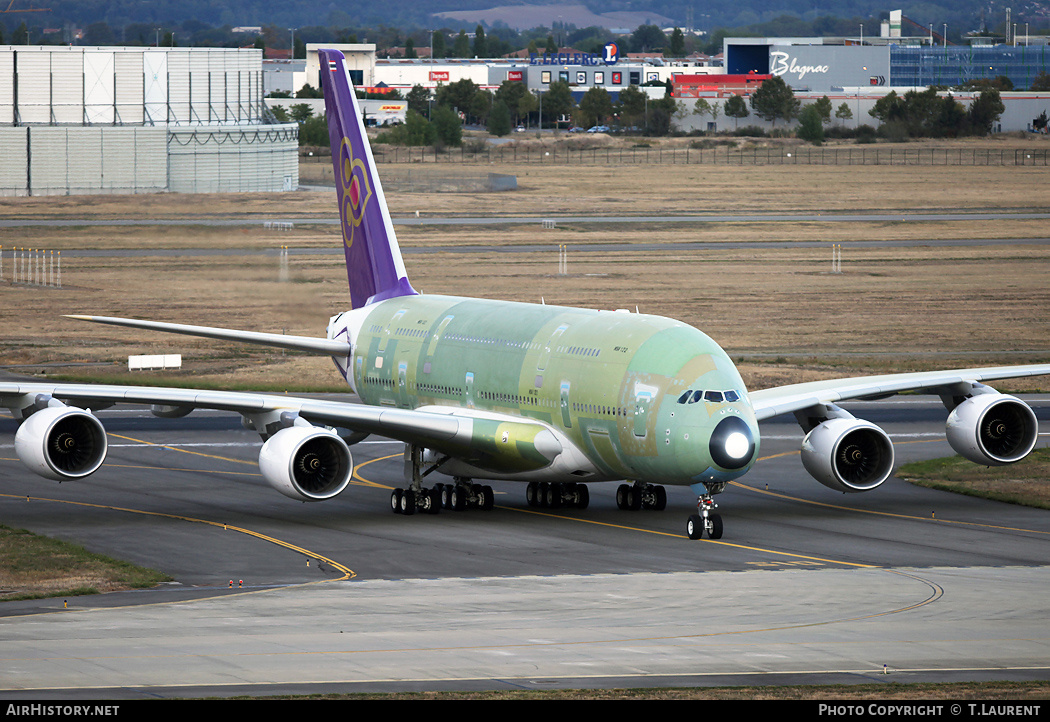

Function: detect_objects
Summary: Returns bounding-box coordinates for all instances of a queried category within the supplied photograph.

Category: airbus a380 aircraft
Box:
[2,49,1047,540]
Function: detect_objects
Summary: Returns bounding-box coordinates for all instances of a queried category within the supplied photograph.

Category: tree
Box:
[545,35,557,54]
[1034,110,1049,133]
[473,25,486,58]
[404,38,417,59]
[435,78,479,116]
[667,27,685,58]
[290,103,314,122]
[494,80,528,121]
[452,30,470,58]
[299,115,329,146]
[431,104,462,147]
[432,30,447,59]
[1031,72,1050,92]
[487,99,512,136]
[578,86,613,127]
[813,95,833,125]
[630,24,665,53]
[796,104,824,145]
[542,80,575,126]
[406,85,431,118]
[644,96,677,135]
[296,84,323,99]
[517,91,537,125]
[750,76,799,127]
[693,98,719,130]
[967,89,1005,136]
[835,102,853,125]
[469,89,493,126]
[617,85,647,128]
[376,111,436,147]
[723,94,749,128]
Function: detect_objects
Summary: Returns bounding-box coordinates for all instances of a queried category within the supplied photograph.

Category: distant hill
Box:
[0,0,1010,42]
[433,3,673,32]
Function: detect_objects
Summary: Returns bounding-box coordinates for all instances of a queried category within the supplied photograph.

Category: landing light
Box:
[725,432,750,459]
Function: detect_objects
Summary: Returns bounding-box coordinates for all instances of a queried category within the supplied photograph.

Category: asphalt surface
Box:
[1,395,1049,697]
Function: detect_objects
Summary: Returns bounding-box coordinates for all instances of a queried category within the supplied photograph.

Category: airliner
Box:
[2,49,1046,540]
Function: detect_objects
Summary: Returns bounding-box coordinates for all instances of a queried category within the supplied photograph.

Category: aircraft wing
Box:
[0,381,564,488]
[0,380,537,448]
[64,315,350,357]
[748,363,1050,420]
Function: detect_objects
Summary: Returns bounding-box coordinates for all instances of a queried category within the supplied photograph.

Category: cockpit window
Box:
[678,388,741,404]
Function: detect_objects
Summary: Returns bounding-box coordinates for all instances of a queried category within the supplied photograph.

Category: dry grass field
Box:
[1,138,1048,393]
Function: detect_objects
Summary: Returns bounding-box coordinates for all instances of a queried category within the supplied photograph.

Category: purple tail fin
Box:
[318,49,417,310]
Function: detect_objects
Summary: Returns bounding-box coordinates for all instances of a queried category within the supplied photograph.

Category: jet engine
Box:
[946,393,1038,466]
[258,425,353,501]
[800,418,895,493]
[14,406,108,481]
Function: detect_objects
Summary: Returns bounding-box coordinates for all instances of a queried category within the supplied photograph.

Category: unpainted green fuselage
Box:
[332,294,759,489]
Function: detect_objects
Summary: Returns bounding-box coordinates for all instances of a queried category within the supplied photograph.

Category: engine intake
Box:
[258,425,353,501]
[801,418,895,493]
[15,406,108,481]
[946,394,1038,466]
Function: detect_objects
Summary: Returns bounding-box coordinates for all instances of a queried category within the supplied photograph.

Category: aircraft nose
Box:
[709,415,756,470]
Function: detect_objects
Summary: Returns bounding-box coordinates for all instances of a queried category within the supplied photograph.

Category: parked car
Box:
[586,125,610,133]
[567,126,585,133]
[515,125,525,132]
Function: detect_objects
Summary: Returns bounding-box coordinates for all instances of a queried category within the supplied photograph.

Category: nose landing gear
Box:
[686,495,723,540]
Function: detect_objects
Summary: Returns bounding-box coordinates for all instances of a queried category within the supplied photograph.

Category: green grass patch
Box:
[899,447,1050,510]
[0,523,171,601]
[247,680,1050,700]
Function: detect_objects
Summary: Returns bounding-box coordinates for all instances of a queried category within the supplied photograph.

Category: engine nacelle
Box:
[946,394,1039,466]
[258,425,353,501]
[801,418,895,493]
[14,406,108,481]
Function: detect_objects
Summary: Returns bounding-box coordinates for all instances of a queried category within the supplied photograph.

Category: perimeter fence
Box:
[356,145,1050,167]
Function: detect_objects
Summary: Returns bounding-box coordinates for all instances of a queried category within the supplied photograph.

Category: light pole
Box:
[289,28,297,60]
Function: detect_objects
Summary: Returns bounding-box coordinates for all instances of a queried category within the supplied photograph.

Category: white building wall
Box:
[0,46,295,195]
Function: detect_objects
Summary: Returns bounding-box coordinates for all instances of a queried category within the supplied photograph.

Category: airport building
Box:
[0,46,299,196]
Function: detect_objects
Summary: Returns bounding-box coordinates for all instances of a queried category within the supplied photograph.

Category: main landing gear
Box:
[526,481,589,509]
[391,477,494,515]
[686,495,723,540]
[615,482,667,511]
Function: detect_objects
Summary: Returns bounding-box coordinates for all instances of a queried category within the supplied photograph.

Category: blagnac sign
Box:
[770,51,829,80]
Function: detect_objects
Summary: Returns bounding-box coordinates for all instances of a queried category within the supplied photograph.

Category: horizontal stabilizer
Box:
[65,315,351,357]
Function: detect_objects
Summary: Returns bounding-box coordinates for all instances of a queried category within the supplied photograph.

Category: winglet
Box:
[317,48,417,310]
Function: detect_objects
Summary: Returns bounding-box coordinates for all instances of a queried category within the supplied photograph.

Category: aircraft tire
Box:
[575,484,589,509]
[481,485,494,510]
[654,486,667,511]
[708,513,723,540]
[526,482,538,507]
[687,514,704,540]
[628,487,642,511]
[400,489,416,515]
[391,489,403,514]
